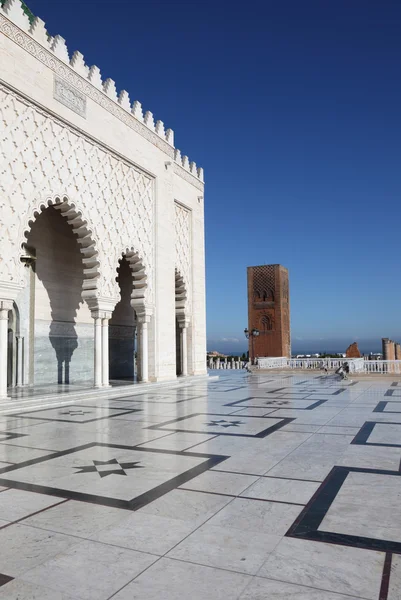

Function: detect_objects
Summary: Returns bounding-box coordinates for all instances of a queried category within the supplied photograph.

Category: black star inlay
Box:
[74,459,144,478]
[266,400,289,406]
[60,409,92,416]
[205,419,244,428]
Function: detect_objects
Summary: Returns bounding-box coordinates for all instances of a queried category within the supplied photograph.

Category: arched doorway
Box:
[109,257,136,381]
[23,201,98,386]
[108,249,149,383]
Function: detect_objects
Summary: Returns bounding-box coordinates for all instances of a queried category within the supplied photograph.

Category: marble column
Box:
[16,335,24,386]
[0,301,12,400]
[140,320,149,383]
[93,315,102,387]
[101,316,111,387]
[180,324,188,376]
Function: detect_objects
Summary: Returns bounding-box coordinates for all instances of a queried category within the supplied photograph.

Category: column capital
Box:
[177,314,191,329]
[86,296,118,315]
[91,310,113,320]
[136,306,153,324]
[177,318,190,329]
[0,300,13,316]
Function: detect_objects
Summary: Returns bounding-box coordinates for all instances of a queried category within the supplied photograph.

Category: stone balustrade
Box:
[208,357,247,370]
[256,357,397,374]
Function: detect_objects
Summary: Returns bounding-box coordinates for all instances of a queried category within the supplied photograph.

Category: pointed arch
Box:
[175,269,187,314]
[21,194,100,300]
[119,247,148,310]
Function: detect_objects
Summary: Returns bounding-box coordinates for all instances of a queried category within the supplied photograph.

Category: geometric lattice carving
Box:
[0,85,154,303]
[252,265,275,302]
[174,202,191,311]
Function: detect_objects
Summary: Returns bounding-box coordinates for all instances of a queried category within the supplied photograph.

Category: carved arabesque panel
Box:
[174,202,191,311]
[0,85,154,302]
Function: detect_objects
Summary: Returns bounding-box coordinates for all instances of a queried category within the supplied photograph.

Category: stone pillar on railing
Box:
[382,338,391,361]
[208,357,214,369]
[216,357,220,369]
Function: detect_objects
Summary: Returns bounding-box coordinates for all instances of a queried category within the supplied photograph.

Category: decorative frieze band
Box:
[0,11,205,189]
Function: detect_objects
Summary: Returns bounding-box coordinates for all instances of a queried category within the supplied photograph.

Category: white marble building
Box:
[0,0,206,398]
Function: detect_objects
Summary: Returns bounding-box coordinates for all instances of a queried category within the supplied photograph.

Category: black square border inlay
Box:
[8,405,142,424]
[146,413,294,438]
[373,401,401,414]
[351,421,401,448]
[224,398,328,410]
[0,443,228,510]
[287,465,401,553]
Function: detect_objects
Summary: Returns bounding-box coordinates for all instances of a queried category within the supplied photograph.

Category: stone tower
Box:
[247,265,291,360]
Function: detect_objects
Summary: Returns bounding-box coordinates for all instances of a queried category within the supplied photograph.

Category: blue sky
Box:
[28,0,401,353]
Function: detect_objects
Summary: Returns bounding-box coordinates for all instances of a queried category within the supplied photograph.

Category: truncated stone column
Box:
[0,300,13,400]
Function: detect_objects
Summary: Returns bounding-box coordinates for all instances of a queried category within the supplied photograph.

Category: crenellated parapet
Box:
[0,0,204,185]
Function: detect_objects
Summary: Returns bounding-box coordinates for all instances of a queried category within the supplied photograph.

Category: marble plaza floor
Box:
[0,372,400,598]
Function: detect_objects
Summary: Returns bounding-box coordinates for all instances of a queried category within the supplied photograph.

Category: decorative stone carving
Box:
[54,75,86,117]
[175,203,191,311]
[0,84,154,302]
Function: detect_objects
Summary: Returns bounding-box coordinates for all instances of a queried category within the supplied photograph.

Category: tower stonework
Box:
[247,265,291,360]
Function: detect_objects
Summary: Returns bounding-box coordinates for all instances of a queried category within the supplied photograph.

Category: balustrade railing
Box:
[208,358,246,370]
[363,360,401,375]
[207,356,401,375]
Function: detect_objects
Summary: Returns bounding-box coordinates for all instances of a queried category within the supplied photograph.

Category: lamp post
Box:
[244,328,260,364]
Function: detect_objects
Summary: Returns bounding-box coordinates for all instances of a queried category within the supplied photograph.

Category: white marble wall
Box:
[0,3,206,386]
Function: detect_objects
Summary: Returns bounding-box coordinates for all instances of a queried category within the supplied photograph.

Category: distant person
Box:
[336,362,350,381]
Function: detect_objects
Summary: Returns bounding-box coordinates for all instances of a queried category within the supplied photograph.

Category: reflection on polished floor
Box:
[0,371,400,598]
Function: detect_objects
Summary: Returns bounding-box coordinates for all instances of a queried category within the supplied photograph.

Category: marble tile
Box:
[241,477,320,504]
[111,557,252,600]
[0,579,79,599]
[258,537,384,599]
[167,522,281,574]
[278,423,321,433]
[229,407,278,417]
[239,577,365,599]
[94,512,198,555]
[338,444,401,470]
[368,422,401,445]
[137,432,215,451]
[0,524,79,576]
[388,554,401,600]
[179,470,258,495]
[23,500,129,538]
[319,472,401,542]
[137,489,232,527]
[0,445,53,463]
[21,539,157,600]
[0,489,64,522]
[208,497,302,536]
[317,425,361,435]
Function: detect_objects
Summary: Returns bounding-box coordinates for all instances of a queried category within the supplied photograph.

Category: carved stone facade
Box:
[0,2,206,397]
[247,265,291,360]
